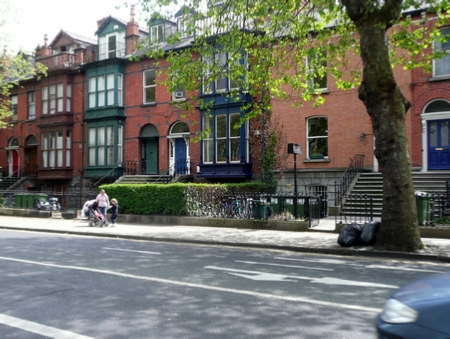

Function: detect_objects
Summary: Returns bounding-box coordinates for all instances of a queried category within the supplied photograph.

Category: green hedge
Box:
[99,182,268,216]
[99,184,187,216]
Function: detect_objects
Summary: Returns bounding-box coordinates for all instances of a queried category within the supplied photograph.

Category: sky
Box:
[0,0,153,54]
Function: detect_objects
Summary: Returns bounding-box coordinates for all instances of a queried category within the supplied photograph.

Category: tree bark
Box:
[342,0,423,251]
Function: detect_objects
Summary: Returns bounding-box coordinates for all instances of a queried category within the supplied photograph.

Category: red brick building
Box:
[0,7,448,213]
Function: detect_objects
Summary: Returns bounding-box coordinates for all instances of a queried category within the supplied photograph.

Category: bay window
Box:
[42,83,72,114]
[202,110,246,164]
[88,74,123,108]
[41,130,71,168]
[88,125,123,167]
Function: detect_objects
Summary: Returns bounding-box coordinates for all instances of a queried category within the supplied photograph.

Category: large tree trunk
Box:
[342,0,423,251]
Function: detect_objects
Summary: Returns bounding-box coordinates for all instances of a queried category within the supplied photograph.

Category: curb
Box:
[1,225,446,263]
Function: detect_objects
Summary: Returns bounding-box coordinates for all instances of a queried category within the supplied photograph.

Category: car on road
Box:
[376,271,450,338]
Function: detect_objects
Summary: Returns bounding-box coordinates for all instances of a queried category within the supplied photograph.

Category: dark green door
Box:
[145,139,158,174]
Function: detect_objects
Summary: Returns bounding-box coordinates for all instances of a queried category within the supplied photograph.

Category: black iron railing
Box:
[336,193,374,225]
[335,154,365,205]
[124,161,138,175]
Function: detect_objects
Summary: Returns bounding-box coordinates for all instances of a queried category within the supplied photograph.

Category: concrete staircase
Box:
[343,172,450,217]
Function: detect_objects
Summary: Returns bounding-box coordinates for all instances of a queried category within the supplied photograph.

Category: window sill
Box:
[141,103,156,107]
[318,89,330,94]
[303,157,331,163]
[429,75,450,82]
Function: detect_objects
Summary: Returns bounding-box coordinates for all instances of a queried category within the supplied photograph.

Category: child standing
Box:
[109,198,118,226]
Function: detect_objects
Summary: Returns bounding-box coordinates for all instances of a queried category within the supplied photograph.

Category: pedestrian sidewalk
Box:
[1,215,450,263]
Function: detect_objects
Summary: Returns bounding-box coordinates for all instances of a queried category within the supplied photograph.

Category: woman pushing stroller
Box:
[83,200,107,227]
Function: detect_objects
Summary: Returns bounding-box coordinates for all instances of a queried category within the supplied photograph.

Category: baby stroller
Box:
[88,201,107,227]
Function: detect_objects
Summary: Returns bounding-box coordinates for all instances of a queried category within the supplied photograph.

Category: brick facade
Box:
[0,9,448,211]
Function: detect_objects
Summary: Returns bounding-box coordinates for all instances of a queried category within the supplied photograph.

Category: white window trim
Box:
[306,54,328,91]
[150,24,164,43]
[306,116,328,158]
[99,32,125,60]
[229,113,241,163]
[433,28,450,78]
[143,69,156,104]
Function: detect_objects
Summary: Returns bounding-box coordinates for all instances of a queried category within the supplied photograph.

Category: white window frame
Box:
[99,32,125,60]
[118,73,123,106]
[216,114,227,163]
[42,86,48,114]
[49,84,56,114]
[216,52,227,92]
[117,125,123,164]
[66,131,71,167]
[28,91,35,119]
[150,24,164,43]
[229,113,241,163]
[307,116,328,158]
[88,77,96,108]
[107,126,114,165]
[88,128,96,166]
[306,50,328,91]
[56,131,63,167]
[202,115,213,164]
[178,15,191,38]
[143,69,156,104]
[66,84,72,112]
[97,127,105,166]
[10,95,18,120]
[433,27,450,77]
[57,83,64,112]
[202,56,213,94]
[107,73,114,106]
[42,134,48,167]
[49,131,55,167]
[98,75,105,107]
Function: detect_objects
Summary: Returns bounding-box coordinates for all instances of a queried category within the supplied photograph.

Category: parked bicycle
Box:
[215,196,254,219]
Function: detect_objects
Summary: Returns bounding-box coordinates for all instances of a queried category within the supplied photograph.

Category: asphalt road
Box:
[1,229,449,339]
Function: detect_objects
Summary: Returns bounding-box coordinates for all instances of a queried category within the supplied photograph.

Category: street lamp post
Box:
[287,143,302,219]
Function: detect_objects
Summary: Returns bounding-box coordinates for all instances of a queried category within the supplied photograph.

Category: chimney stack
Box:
[126,5,140,55]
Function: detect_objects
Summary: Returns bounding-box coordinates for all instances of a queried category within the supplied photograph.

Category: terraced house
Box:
[0,6,449,216]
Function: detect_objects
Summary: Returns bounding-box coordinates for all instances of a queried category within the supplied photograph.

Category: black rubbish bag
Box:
[360,221,381,245]
[337,223,363,247]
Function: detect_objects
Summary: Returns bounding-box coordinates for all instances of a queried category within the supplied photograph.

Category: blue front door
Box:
[428,120,450,170]
[175,138,187,174]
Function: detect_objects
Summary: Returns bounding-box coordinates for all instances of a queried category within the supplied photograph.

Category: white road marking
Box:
[102,247,161,255]
[0,314,93,339]
[366,265,443,273]
[235,260,334,271]
[0,256,381,313]
[274,257,363,266]
[205,266,399,289]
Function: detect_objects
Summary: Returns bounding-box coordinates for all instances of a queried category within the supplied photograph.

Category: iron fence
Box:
[336,193,374,225]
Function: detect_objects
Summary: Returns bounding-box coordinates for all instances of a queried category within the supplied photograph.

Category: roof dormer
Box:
[174,6,196,38]
[96,16,127,60]
[148,16,177,43]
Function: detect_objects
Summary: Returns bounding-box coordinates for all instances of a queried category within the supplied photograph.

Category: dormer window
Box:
[178,15,191,38]
[99,32,125,60]
[150,24,164,43]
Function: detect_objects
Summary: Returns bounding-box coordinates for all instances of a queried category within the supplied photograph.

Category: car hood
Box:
[392,272,450,305]
[391,272,450,334]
